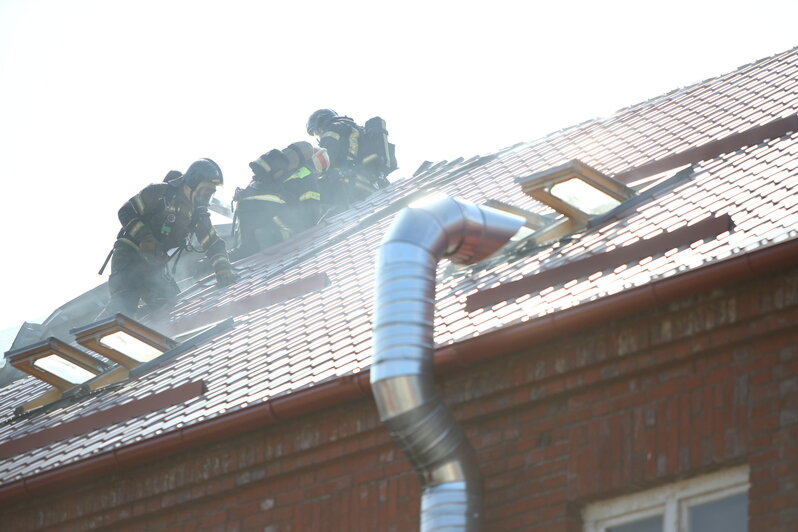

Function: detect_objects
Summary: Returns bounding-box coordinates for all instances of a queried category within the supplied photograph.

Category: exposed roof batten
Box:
[0,381,205,460]
[465,214,735,312]
[613,114,798,183]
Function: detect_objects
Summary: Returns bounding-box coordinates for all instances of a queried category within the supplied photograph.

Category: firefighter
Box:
[105,159,237,317]
[230,142,330,260]
[306,109,397,211]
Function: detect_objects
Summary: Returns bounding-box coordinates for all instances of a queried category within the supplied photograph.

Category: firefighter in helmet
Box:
[104,158,237,317]
[306,109,396,211]
[230,142,330,261]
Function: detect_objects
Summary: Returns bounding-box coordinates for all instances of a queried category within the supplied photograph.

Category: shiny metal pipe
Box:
[371,197,524,531]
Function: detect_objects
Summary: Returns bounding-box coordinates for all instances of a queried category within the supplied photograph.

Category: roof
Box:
[2,46,798,490]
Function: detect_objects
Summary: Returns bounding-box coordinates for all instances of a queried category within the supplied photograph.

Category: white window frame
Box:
[583,465,749,532]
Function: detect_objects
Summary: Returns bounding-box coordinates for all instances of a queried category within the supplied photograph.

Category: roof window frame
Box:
[5,318,232,419]
[519,159,635,225]
[5,338,108,392]
[71,313,178,370]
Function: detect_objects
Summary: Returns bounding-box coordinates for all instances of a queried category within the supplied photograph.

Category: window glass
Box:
[549,178,621,215]
[608,515,663,532]
[99,331,164,362]
[584,467,748,532]
[688,492,747,532]
[33,355,95,384]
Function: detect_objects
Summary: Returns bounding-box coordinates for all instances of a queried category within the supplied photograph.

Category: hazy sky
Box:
[0,0,796,334]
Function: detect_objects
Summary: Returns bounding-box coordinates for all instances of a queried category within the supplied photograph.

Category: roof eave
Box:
[2,237,797,506]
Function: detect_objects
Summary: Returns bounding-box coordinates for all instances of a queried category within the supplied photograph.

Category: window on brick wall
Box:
[583,466,749,532]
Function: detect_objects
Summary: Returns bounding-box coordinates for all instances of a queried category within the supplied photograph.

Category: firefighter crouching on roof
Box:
[229,142,330,261]
[306,109,397,211]
[104,159,237,317]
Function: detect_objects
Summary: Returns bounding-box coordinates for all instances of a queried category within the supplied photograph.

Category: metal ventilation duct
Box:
[371,196,524,531]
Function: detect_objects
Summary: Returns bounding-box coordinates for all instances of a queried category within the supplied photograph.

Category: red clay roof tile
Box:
[3,47,798,486]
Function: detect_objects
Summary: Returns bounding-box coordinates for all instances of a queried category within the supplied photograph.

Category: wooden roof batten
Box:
[612,113,798,183]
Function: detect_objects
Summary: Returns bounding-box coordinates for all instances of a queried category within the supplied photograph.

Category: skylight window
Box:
[516,159,636,245]
[5,337,107,393]
[98,331,164,362]
[72,313,178,369]
[519,159,634,222]
[5,314,182,414]
[33,355,97,384]
[549,178,622,215]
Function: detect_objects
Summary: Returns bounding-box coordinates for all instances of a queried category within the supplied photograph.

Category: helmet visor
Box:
[194,184,216,206]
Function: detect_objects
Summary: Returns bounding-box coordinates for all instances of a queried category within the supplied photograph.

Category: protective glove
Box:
[215,268,239,287]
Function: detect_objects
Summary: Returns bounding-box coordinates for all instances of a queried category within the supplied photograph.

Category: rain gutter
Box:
[1,236,797,508]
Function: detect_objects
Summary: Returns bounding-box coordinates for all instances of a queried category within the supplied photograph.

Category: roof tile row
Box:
[2,47,798,485]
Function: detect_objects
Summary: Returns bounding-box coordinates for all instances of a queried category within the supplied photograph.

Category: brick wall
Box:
[3,266,797,531]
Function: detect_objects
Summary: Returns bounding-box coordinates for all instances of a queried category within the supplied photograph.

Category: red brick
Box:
[3,270,798,531]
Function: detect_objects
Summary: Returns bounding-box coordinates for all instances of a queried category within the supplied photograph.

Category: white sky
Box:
[0,0,796,333]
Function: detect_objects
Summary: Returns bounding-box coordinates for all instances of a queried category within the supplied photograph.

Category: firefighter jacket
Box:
[316,117,363,170]
[314,117,393,207]
[315,116,396,185]
[246,142,327,226]
[118,182,234,278]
